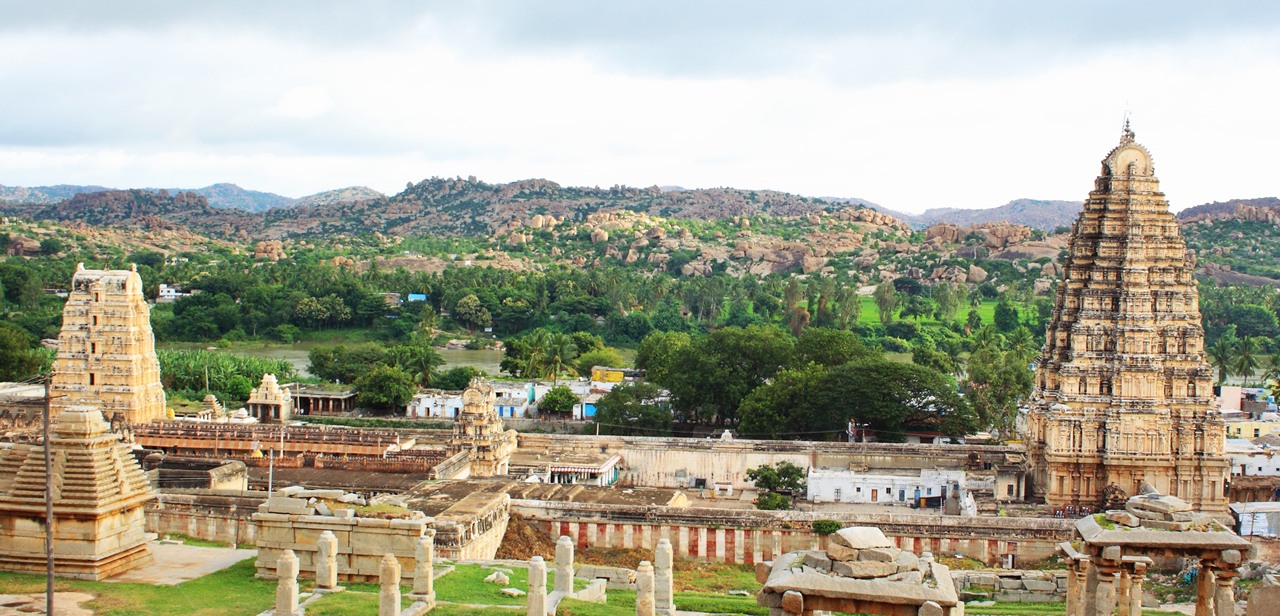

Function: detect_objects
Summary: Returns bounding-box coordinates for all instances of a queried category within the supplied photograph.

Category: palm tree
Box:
[1207,338,1235,385]
[1261,354,1280,392]
[1234,337,1262,386]
[403,345,444,388]
[538,333,579,384]
[1006,327,1039,366]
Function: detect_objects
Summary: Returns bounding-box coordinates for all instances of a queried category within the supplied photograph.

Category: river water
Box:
[157,341,506,378]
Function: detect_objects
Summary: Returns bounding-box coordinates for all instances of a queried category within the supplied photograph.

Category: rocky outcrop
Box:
[254,240,286,261]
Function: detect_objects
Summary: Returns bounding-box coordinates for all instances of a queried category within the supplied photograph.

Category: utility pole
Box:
[42,377,55,616]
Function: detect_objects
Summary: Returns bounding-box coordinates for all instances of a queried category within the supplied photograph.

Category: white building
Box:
[806,468,968,509]
[156,283,193,303]
[1227,438,1280,476]
[408,381,539,419]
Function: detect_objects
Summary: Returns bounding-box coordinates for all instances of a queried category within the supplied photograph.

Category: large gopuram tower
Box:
[1024,125,1228,514]
[50,264,167,424]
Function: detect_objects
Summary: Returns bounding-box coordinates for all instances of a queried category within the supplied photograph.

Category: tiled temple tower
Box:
[51,264,167,424]
[448,379,516,477]
[1024,125,1229,514]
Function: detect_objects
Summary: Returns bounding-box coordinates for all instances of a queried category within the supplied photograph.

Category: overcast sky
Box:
[1,1,1277,213]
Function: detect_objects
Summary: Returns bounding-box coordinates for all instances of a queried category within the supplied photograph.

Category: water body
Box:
[157,341,506,378]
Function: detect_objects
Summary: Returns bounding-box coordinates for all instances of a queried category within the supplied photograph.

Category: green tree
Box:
[0,322,41,381]
[661,325,795,425]
[993,299,1020,333]
[874,280,899,324]
[434,366,481,390]
[308,344,389,384]
[1235,336,1263,386]
[391,344,445,388]
[1208,337,1235,385]
[354,364,416,413]
[634,331,691,385]
[574,347,626,376]
[453,294,492,332]
[933,282,962,321]
[746,461,807,510]
[738,366,827,439]
[539,384,579,416]
[589,382,672,436]
[795,327,875,368]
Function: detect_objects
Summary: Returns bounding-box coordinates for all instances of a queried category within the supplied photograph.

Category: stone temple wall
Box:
[511,500,1071,567]
[254,509,430,584]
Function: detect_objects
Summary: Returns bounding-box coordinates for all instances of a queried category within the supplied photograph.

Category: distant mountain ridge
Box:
[0,182,385,213]
[851,198,1082,230]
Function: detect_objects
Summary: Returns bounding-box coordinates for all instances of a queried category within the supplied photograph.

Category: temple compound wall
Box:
[51,263,166,424]
[253,490,433,583]
[1025,127,1229,515]
[517,433,1020,491]
[146,490,264,547]
[511,500,1072,567]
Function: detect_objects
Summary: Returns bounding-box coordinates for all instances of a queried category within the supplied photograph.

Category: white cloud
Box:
[0,4,1277,212]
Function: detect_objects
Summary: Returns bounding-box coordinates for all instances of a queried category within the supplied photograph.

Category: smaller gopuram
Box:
[448,379,516,477]
[0,405,156,579]
[247,374,293,424]
[51,264,166,424]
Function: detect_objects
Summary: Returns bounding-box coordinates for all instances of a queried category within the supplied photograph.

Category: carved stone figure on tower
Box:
[1023,126,1229,515]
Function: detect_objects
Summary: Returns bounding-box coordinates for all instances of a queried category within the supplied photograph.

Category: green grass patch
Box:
[159,533,231,548]
[0,558,275,616]
[674,562,760,593]
[964,603,1181,616]
[434,563,563,607]
[305,590,412,616]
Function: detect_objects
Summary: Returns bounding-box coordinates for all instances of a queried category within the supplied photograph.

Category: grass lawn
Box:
[858,296,1001,328]
[964,603,1182,616]
[0,558,274,616]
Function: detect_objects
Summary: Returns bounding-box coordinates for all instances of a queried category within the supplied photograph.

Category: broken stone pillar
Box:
[655,538,674,616]
[1196,563,1214,616]
[411,529,436,601]
[275,549,300,616]
[1213,568,1238,616]
[528,556,547,616]
[919,600,944,616]
[379,554,401,616]
[636,560,656,616]
[1094,567,1118,616]
[555,535,575,594]
[316,530,338,590]
[1066,558,1085,616]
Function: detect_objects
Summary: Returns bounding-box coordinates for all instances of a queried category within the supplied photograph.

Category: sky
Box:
[1,1,1278,213]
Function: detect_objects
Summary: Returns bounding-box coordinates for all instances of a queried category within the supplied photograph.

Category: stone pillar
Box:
[1128,562,1148,616]
[636,560,656,616]
[655,538,675,616]
[316,530,338,590]
[412,530,436,601]
[1066,559,1084,616]
[555,535,575,594]
[528,556,547,616]
[1118,569,1131,616]
[379,554,402,616]
[1195,563,1214,616]
[1095,567,1119,616]
[1213,568,1238,616]
[275,549,300,616]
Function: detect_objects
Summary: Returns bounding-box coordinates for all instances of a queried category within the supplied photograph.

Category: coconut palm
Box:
[534,333,579,384]
[1234,337,1263,386]
[1207,338,1235,385]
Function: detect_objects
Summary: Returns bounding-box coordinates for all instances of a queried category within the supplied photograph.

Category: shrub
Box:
[811,519,842,535]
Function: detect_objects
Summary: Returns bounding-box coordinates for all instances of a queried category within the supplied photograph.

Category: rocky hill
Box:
[1176,197,1280,223]
[257,177,880,238]
[175,183,294,212]
[292,186,385,209]
[0,189,258,238]
[0,183,113,204]
[911,199,1081,230]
